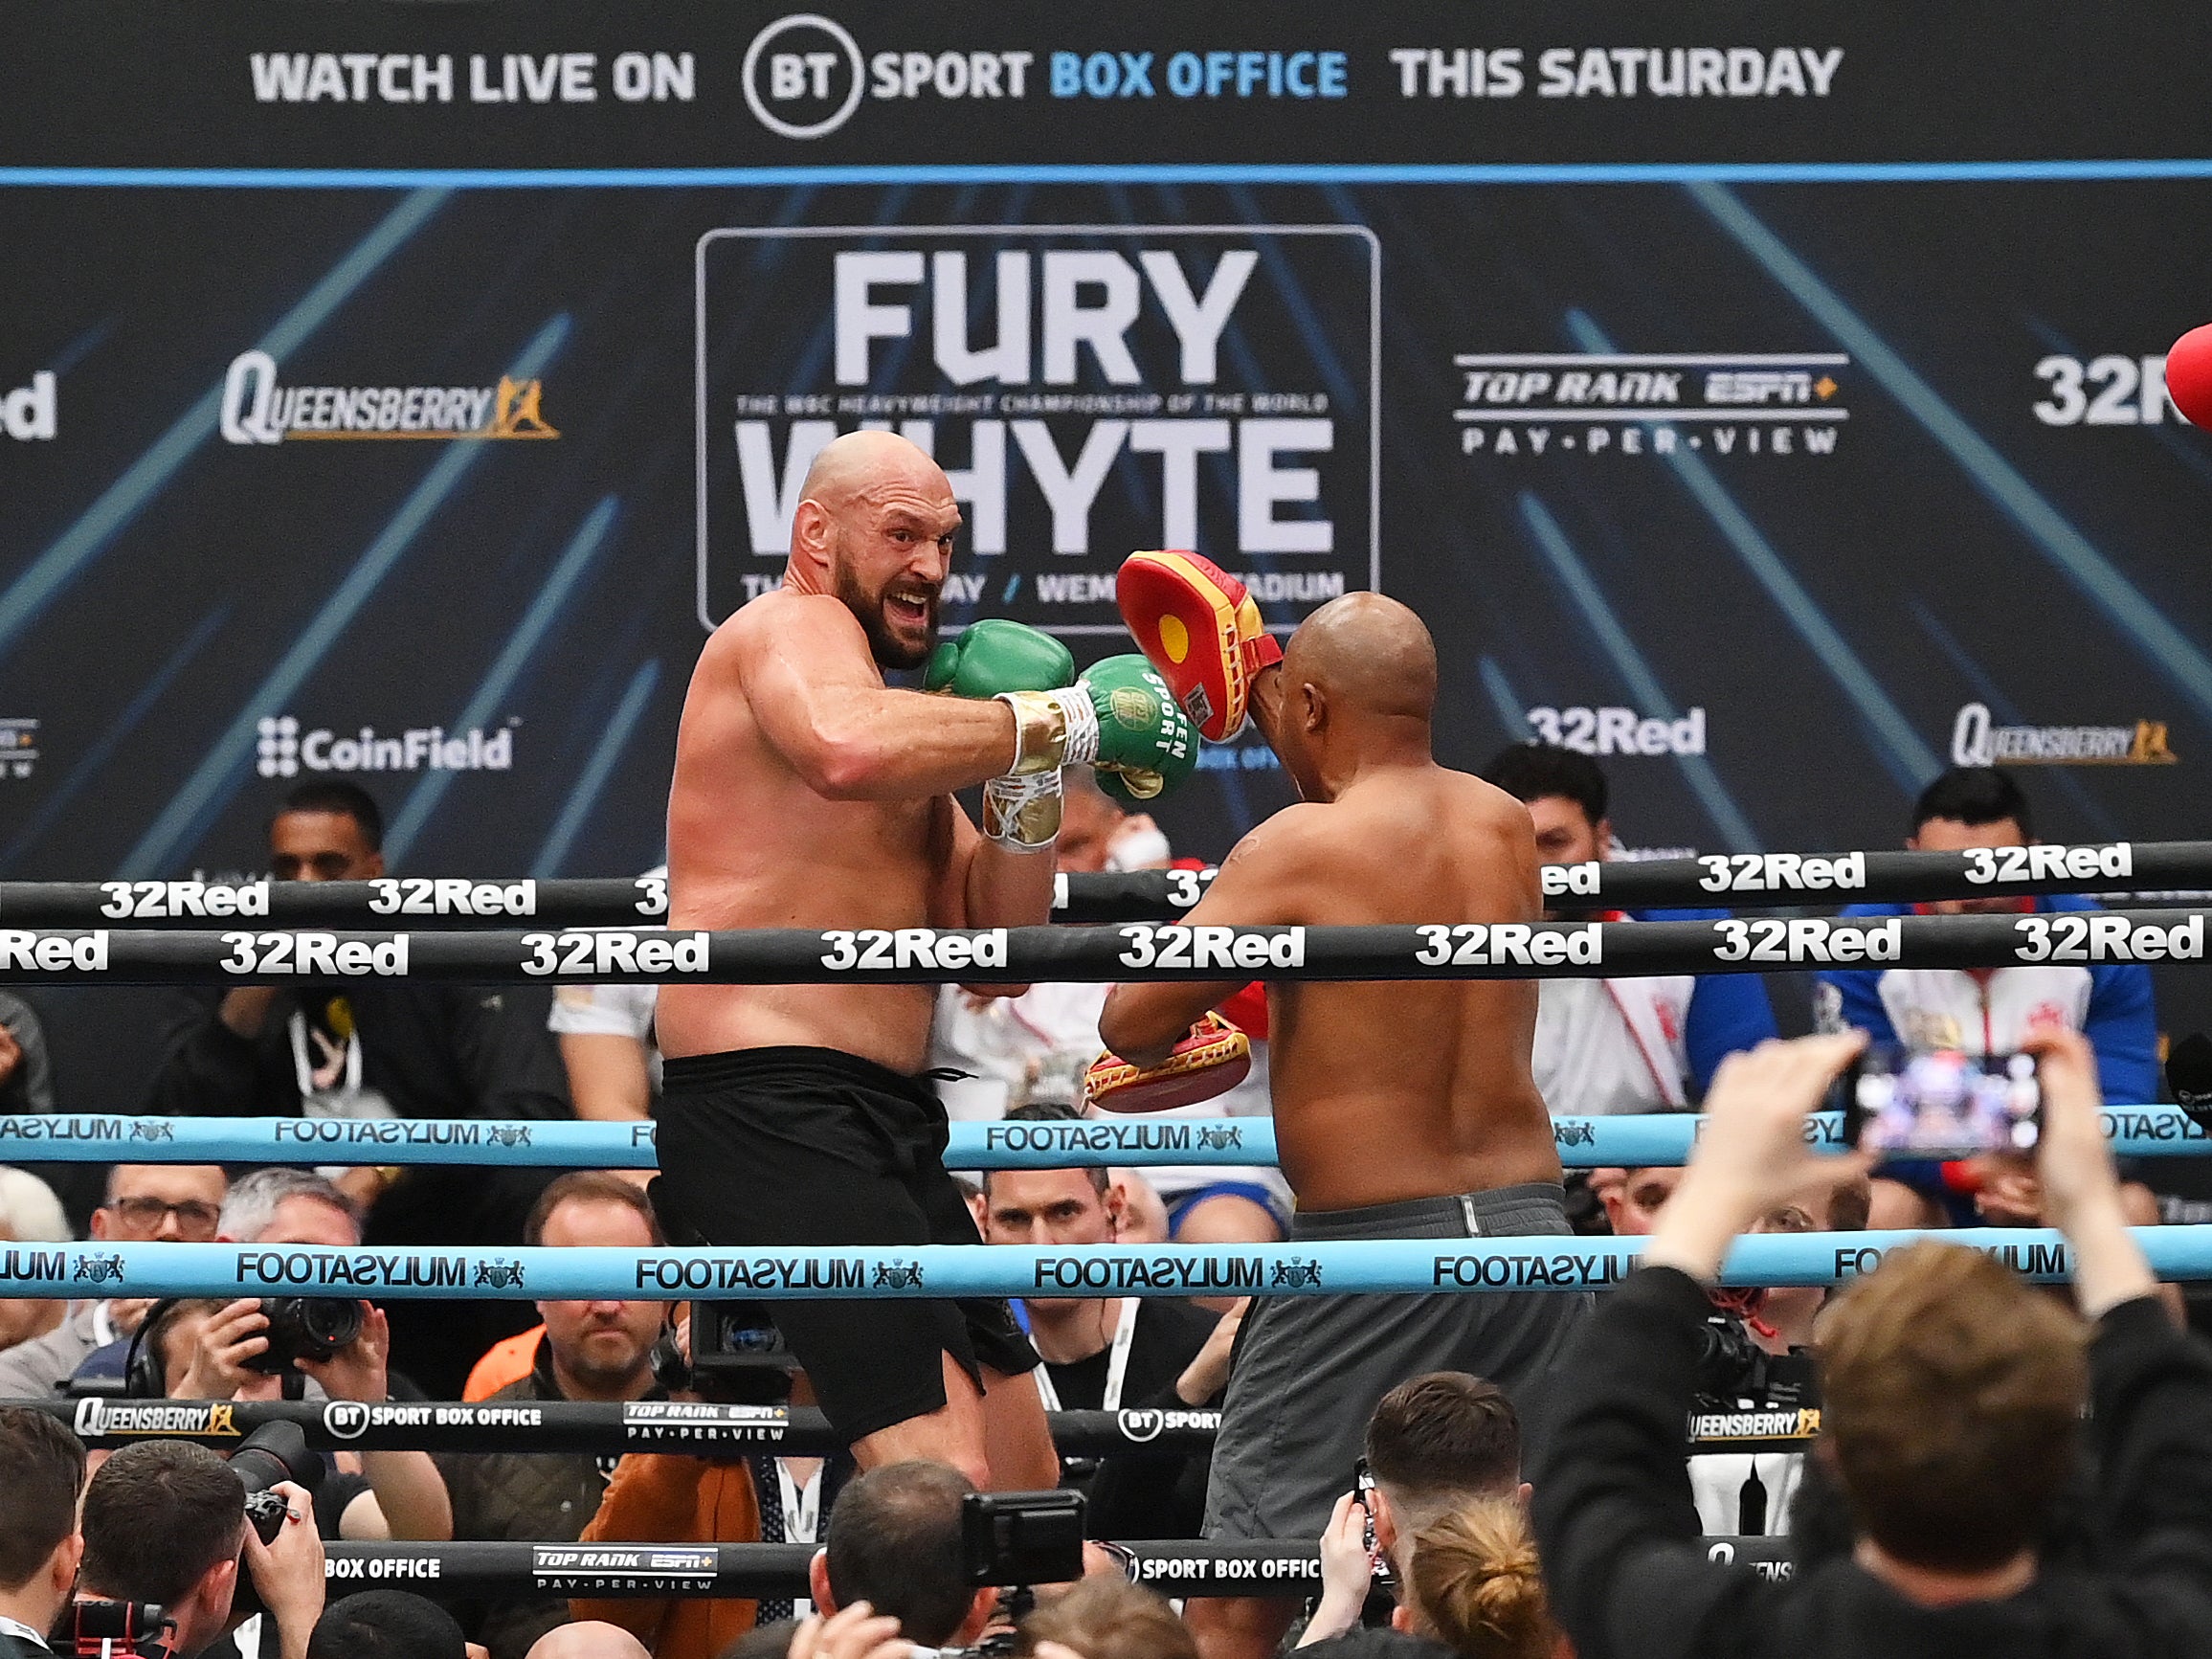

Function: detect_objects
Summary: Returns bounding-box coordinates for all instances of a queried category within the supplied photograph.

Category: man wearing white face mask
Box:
[927,773,1289,1244]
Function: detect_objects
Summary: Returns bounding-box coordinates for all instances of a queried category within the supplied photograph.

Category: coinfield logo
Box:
[220,350,558,445]
[257,716,516,778]
[1951,703,2177,767]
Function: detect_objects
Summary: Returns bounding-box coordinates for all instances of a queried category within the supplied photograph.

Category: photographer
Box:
[1533,1028,2212,1658]
[78,1441,324,1659]
[0,1408,85,1659]
[807,1462,997,1653]
[140,1171,451,1542]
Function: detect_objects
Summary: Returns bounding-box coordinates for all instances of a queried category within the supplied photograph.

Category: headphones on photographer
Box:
[121,1299,182,1400]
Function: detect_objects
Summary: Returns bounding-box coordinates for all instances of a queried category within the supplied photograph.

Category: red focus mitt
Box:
[1117,550,1283,742]
[1084,1012,1252,1113]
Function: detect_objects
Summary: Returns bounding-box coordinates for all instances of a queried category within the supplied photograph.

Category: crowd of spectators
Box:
[0,759,2202,1659]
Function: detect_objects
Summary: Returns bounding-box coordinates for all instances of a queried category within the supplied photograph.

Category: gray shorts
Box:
[1202,1182,1591,1544]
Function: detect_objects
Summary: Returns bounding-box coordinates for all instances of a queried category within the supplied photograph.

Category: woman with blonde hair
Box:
[1403,1498,1564,1659]
[1300,1491,1565,1659]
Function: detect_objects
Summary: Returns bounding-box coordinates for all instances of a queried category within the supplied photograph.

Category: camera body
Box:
[1692,1310,1818,1414]
[652,1301,796,1406]
[243,1297,365,1375]
[931,1491,1088,1659]
[227,1422,323,1620]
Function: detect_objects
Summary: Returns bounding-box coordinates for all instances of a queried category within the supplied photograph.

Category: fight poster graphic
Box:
[695,224,1378,637]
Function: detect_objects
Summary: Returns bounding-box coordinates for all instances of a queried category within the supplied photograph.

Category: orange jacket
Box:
[571,1453,763,1659]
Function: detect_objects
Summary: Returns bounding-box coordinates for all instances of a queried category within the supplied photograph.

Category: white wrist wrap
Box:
[982,771,1063,851]
[995,686,1099,773]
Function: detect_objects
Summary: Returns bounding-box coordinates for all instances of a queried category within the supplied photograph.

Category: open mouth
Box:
[886,589,934,631]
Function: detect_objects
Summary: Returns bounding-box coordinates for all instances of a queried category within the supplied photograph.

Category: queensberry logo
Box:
[76,1399,239,1438]
[221,350,557,445]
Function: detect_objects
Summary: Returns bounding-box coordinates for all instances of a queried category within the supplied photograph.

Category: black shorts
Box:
[653,1045,1038,1445]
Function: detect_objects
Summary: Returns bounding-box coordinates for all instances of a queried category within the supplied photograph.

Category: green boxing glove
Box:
[1082,655,1198,805]
[994,654,1196,807]
[925,618,1074,699]
[927,620,1079,853]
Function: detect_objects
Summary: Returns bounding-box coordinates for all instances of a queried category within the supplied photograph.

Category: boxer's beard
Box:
[835,560,937,669]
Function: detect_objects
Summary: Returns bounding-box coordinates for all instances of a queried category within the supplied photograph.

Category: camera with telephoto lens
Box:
[926,1491,1088,1658]
[225,1421,323,1622]
[243,1296,364,1375]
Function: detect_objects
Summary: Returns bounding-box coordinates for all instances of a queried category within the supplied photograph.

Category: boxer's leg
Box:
[851,1352,993,1490]
[980,1363,1061,1491]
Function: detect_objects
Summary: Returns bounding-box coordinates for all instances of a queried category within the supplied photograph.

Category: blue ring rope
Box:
[0,1226,2178,1300]
[0,1107,2197,1170]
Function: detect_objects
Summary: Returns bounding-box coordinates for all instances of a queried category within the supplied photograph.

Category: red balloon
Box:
[2165,324,2212,429]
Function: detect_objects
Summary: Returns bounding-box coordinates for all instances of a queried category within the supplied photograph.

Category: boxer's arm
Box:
[952,801,1059,930]
[741,596,1019,797]
[1100,809,1316,1065]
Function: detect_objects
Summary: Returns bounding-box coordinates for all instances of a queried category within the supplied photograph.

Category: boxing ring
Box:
[0,838,2203,1594]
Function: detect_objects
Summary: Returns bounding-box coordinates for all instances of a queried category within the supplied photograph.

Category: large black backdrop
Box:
[3,2,2211,1114]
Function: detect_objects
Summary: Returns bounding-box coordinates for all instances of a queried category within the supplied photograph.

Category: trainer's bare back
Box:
[1261,769,1560,1211]
[658,592,959,1074]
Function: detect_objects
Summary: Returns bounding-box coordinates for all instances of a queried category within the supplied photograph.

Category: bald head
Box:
[523,1625,651,1659]
[796,430,950,523]
[788,431,960,670]
[1284,593,1438,723]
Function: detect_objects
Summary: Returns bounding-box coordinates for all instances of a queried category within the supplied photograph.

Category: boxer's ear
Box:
[791,497,837,572]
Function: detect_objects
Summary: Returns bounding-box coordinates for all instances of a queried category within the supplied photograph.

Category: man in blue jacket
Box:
[1482,744,1777,1115]
[1816,766,2159,1105]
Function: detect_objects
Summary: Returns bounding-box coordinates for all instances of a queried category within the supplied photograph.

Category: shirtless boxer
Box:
[657,432,1194,1488]
[1099,582,1587,1659]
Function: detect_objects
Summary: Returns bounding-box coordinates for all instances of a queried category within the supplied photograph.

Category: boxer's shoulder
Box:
[712,589,875,670]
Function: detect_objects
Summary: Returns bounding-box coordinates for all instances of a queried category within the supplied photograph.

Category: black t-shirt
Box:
[1036,1297,1220,1540]
[1040,1297,1218,1412]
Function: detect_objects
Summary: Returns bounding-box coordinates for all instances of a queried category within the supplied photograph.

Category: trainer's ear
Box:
[808,1547,835,1613]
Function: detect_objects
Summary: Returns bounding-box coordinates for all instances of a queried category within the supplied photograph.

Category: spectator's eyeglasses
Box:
[107,1197,221,1234]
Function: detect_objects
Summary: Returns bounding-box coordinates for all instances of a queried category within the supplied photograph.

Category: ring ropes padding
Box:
[21,1395,1806,1459]
[308,1536,1792,1597]
[3,838,2201,926]
[25,1398,1218,1458]
[0,907,2203,984]
[0,1106,2201,1168]
[0,1226,2170,1300]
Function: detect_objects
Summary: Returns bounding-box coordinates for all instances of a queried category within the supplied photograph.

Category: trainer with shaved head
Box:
[1102,572,1590,1659]
[659,433,1195,1490]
